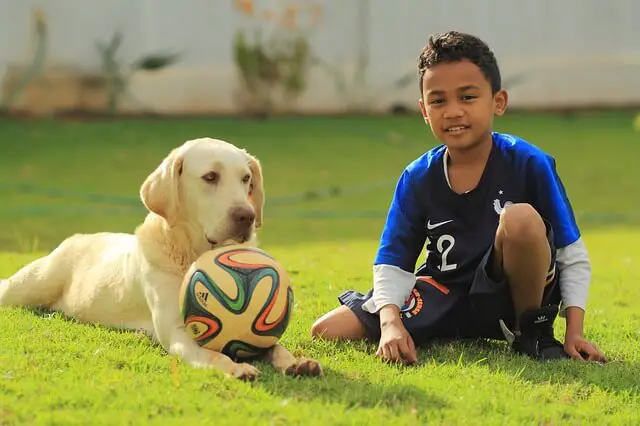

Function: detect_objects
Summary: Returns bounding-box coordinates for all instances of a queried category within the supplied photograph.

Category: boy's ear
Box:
[418,98,429,124]
[494,89,509,116]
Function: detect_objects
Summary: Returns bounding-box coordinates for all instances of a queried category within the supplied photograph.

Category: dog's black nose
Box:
[231,207,255,226]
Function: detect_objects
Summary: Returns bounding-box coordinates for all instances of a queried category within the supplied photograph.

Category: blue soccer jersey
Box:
[374,132,581,289]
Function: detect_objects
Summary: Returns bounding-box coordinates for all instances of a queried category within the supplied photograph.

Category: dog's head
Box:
[140,138,264,250]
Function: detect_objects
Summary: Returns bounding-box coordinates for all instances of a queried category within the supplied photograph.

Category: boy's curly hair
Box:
[418,31,502,95]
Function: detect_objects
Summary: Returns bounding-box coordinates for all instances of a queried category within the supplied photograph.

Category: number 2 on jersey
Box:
[436,234,457,272]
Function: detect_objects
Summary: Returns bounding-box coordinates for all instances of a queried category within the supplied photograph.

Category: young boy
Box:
[311,31,606,364]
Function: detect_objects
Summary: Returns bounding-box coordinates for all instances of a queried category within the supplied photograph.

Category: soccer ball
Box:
[179,244,294,360]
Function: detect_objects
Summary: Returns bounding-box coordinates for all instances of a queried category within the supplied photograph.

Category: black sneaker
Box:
[499,304,569,361]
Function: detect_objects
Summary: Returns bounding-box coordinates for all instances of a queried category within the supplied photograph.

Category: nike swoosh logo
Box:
[426,219,453,230]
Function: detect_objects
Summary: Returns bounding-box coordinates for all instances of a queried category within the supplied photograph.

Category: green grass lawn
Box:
[1,112,639,425]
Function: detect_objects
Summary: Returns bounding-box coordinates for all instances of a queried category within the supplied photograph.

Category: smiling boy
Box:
[311,31,606,364]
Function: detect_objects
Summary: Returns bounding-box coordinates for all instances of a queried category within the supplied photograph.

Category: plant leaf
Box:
[133,53,181,71]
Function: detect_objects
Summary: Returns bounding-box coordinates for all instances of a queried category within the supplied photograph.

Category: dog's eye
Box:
[202,171,219,184]
[242,174,251,184]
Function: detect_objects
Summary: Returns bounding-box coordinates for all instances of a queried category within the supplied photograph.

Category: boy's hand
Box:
[564,333,607,363]
[564,306,607,363]
[376,305,417,365]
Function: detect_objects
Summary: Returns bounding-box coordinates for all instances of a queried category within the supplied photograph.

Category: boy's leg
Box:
[468,203,568,360]
[311,280,464,346]
[490,203,552,327]
[310,305,368,341]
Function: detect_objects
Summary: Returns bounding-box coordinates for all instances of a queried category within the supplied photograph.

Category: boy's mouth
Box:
[445,125,470,134]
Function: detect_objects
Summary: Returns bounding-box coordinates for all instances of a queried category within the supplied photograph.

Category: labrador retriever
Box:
[0,137,323,381]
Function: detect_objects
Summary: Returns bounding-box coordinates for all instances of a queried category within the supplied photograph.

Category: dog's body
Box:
[0,138,322,380]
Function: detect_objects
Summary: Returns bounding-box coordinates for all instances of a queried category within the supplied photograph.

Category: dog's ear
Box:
[140,147,184,225]
[245,151,264,229]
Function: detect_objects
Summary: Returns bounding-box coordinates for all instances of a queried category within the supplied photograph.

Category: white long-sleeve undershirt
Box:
[362,238,591,318]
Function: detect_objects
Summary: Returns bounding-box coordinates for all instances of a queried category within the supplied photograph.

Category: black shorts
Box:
[338,221,561,345]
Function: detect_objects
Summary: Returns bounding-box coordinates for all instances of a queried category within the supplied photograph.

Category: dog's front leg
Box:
[163,323,260,381]
[264,344,323,377]
[146,279,260,381]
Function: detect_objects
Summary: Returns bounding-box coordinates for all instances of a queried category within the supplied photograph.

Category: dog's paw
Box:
[228,362,261,382]
[284,358,324,378]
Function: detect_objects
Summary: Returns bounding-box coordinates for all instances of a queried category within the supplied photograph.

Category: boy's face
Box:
[418,59,507,151]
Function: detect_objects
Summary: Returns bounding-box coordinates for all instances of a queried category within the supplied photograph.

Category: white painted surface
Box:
[1,0,638,113]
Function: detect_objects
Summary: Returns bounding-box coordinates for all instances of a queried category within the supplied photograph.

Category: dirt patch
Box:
[1,65,109,118]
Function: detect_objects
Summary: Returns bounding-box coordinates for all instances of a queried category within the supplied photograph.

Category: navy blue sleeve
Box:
[374,168,428,272]
[529,154,580,249]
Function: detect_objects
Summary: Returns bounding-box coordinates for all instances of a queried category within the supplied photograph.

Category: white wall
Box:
[1,0,639,114]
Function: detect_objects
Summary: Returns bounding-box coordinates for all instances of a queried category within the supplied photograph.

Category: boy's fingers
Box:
[382,345,392,361]
[566,345,584,361]
[394,340,409,363]
[398,339,417,364]
[407,337,418,362]
[584,343,607,363]
[378,338,418,364]
[388,343,401,362]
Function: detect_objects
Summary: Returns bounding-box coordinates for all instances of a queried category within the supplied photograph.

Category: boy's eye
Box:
[461,95,477,101]
[429,99,444,105]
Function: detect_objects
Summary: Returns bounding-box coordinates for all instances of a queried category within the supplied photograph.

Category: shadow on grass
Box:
[408,338,640,398]
[14,302,638,410]
[251,363,449,411]
[39,305,636,403]
[15,307,448,411]
[304,335,639,404]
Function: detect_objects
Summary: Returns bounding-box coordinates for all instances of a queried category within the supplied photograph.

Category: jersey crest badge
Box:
[493,199,513,215]
[399,288,423,319]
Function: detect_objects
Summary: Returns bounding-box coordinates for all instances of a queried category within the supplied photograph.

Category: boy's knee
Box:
[310,318,328,339]
[310,307,367,341]
[498,203,546,246]
[310,315,343,340]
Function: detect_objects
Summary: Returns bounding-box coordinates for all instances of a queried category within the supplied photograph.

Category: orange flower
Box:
[233,0,254,16]
[280,4,298,30]
[309,3,323,26]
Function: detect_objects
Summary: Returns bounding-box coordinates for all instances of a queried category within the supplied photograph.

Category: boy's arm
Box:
[362,167,427,364]
[362,265,416,315]
[555,238,591,321]
[556,239,605,361]
[367,267,419,364]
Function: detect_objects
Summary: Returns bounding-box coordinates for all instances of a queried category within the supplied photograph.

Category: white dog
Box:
[0,137,322,381]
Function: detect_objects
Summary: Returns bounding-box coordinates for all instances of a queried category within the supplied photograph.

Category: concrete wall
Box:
[1,0,639,115]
